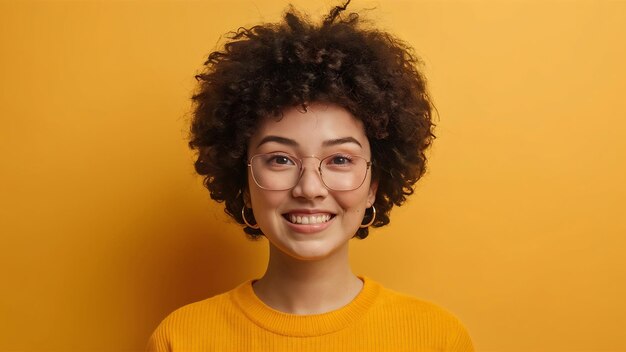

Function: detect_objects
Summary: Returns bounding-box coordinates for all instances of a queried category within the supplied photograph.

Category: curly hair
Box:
[189,1,434,239]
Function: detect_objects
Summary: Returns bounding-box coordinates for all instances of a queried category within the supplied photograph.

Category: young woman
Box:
[148,2,474,351]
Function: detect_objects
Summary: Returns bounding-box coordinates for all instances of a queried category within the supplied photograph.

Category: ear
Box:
[367,179,378,207]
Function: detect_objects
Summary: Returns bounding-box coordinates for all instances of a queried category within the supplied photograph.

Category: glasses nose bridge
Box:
[295,155,326,190]
[299,155,323,173]
[290,154,331,198]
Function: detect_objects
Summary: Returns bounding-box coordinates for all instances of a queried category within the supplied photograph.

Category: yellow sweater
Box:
[147,277,474,351]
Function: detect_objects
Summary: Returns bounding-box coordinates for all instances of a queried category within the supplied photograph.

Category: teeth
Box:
[288,214,331,224]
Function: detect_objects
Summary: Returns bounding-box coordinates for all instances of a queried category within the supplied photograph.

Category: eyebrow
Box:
[256,136,298,148]
[322,137,363,148]
[256,135,363,148]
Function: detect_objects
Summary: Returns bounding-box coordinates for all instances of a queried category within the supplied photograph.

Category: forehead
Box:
[249,103,370,152]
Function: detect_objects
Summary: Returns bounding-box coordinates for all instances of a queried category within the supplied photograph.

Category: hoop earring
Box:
[360,205,376,228]
[241,206,259,229]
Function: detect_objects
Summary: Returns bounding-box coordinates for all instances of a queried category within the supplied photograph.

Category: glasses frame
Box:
[247,152,372,191]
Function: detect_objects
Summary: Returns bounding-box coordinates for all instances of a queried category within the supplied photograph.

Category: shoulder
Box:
[146,288,237,352]
[377,284,459,319]
[165,290,231,323]
[153,285,239,332]
[365,279,475,351]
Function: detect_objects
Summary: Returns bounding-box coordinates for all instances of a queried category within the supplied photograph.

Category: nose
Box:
[291,157,329,200]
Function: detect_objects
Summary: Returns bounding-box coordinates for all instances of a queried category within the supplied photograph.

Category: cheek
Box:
[249,186,285,214]
[334,189,370,214]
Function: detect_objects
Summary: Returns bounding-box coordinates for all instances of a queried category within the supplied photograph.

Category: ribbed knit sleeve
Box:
[146,321,170,352]
[449,314,474,352]
[146,277,474,351]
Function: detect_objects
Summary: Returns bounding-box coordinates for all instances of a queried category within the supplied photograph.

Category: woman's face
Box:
[247,103,377,261]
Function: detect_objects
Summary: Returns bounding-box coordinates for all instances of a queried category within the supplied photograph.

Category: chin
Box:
[279,241,346,262]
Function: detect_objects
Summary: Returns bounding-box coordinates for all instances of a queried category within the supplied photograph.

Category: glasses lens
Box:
[320,154,369,191]
[250,153,301,190]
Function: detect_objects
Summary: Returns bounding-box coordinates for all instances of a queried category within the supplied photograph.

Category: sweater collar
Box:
[230,276,380,337]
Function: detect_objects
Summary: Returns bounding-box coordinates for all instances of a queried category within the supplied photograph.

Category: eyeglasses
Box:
[248,152,372,191]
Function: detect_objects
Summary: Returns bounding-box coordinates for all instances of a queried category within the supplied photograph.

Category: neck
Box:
[252,243,363,315]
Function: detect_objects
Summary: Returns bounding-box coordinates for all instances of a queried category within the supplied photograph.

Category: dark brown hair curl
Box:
[189,1,435,239]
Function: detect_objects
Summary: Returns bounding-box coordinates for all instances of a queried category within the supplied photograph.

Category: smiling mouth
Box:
[283,214,335,224]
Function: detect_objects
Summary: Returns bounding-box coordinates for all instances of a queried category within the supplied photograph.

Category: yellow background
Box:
[1,1,625,351]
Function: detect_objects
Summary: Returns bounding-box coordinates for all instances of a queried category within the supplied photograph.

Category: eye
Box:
[326,154,354,166]
[266,154,296,166]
